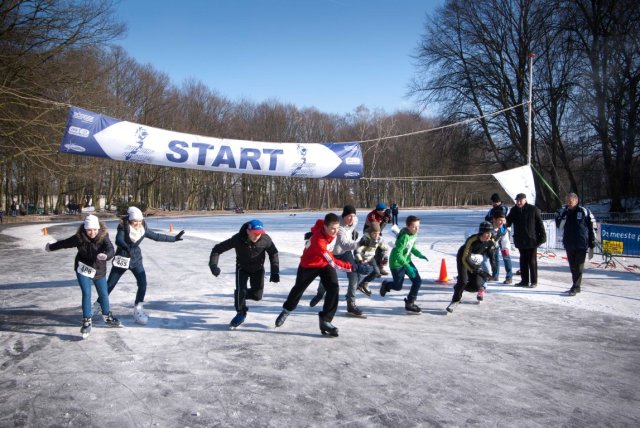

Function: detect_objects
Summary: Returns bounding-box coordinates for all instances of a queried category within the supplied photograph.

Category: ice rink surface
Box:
[1,209,639,426]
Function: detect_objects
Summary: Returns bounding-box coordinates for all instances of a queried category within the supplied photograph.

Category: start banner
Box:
[59,106,363,179]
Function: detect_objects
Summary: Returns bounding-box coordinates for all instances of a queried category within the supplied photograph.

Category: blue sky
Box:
[113,0,443,116]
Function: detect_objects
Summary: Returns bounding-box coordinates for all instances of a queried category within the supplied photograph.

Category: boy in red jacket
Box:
[275,213,371,337]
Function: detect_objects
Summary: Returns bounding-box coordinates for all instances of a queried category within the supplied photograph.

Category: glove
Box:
[406,265,417,279]
[381,258,388,266]
[96,253,108,261]
[175,230,185,241]
[210,265,221,277]
[419,254,429,261]
[352,230,359,241]
[352,263,373,276]
[474,268,491,280]
[269,273,280,283]
[45,243,51,252]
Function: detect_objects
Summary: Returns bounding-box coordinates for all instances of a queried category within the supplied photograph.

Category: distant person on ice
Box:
[100,206,184,325]
[275,213,372,337]
[506,193,546,288]
[555,193,596,296]
[44,214,122,338]
[209,219,280,328]
[390,202,399,225]
[446,221,496,313]
[379,215,428,314]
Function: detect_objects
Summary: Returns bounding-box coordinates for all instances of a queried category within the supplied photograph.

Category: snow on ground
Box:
[1,209,639,426]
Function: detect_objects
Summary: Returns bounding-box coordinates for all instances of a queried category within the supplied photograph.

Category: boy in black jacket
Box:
[209,219,279,328]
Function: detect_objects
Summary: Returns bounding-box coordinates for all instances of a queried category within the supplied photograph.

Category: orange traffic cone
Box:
[43,227,47,236]
[169,224,174,233]
[437,258,449,283]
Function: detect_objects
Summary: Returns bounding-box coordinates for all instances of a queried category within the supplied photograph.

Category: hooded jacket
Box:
[355,232,390,263]
[332,216,359,256]
[209,222,279,274]
[48,222,114,279]
[300,219,352,271]
[114,218,178,269]
[389,227,426,269]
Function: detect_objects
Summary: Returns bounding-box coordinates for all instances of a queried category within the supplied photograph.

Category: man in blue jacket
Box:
[555,193,596,296]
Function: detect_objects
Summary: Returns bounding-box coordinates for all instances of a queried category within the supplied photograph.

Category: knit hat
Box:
[84,214,99,230]
[127,206,144,221]
[375,202,387,211]
[247,219,265,234]
[490,193,501,203]
[341,204,356,217]
[369,222,381,233]
[478,221,493,233]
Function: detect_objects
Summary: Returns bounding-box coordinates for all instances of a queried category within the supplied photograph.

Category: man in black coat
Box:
[555,193,596,296]
[506,193,546,288]
[209,219,279,328]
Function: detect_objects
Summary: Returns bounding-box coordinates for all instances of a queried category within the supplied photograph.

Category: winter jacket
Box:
[48,222,114,279]
[363,209,391,234]
[355,232,390,263]
[484,203,509,222]
[300,219,352,271]
[506,203,546,249]
[114,218,178,269]
[209,222,279,274]
[389,227,426,269]
[332,216,359,256]
[555,205,596,251]
[457,234,497,274]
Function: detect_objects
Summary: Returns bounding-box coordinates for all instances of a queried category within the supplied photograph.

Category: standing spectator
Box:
[379,215,428,313]
[506,193,546,288]
[0,209,3,223]
[446,221,496,313]
[490,211,514,284]
[44,214,121,338]
[274,213,371,337]
[100,206,184,325]
[209,219,279,327]
[484,193,509,221]
[309,205,366,317]
[390,202,399,225]
[555,193,596,296]
[11,201,18,217]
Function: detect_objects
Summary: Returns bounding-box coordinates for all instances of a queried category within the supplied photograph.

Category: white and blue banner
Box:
[492,165,537,205]
[59,106,363,179]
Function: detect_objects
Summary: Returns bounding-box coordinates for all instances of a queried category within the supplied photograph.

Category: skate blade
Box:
[81,333,90,339]
[405,311,422,315]
[346,313,367,319]
[320,330,339,337]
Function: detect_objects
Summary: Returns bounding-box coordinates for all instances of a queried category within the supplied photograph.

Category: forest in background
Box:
[1,0,638,215]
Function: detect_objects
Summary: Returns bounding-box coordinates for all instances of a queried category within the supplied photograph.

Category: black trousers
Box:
[518,247,538,285]
[566,248,587,288]
[451,256,485,303]
[235,268,264,313]
[283,265,340,322]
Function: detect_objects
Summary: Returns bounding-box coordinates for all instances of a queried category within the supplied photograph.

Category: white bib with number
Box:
[112,255,131,269]
[77,261,96,278]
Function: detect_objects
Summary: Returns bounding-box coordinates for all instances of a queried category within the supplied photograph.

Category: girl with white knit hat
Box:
[98,206,184,325]
[45,214,122,338]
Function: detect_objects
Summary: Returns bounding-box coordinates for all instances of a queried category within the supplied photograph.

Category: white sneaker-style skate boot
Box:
[133,303,149,325]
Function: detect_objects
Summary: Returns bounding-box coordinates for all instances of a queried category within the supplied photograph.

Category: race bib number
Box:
[77,261,96,278]
[112,255,131,269]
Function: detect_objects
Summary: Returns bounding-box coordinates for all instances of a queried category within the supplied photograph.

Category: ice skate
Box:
[404,298,422,314]
[319,316,339,337]
[567,286,580,296]
[80,318,92,339]
[275,310,289,327]
[230,312,246,329]
[103,312,123,328]
[357,282,372,297]
[347,301,366,318]
[133,303,148,325]
[379,281,388,297]
[477,287,486,302]
[446,301,459,313]
[503,278,513,285]
[309,294,323,307]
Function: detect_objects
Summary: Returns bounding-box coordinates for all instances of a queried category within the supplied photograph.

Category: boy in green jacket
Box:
[379,215,428,313]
